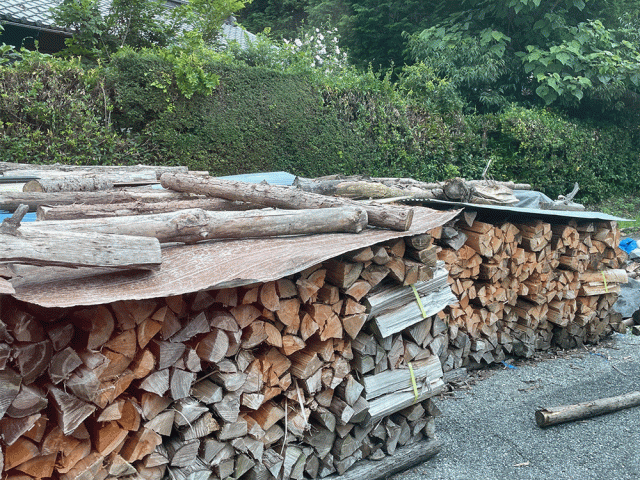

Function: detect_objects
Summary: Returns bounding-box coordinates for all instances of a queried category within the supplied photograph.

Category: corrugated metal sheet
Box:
[10,206,460,308]
[404,199,631,222]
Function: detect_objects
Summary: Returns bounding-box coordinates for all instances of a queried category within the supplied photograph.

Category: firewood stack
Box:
[435,217,627,369]
[0,230,449,480]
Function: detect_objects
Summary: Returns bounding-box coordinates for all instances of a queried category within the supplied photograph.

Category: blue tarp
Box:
[620,238,638,254]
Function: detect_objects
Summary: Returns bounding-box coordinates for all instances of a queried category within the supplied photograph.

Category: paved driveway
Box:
[392,333,640,480]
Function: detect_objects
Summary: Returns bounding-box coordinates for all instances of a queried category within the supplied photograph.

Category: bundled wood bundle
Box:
[0,230,449,480]
[435,216,627,368]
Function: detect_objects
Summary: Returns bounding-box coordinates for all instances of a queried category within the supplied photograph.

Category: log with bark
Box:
[26,207,369,244]
[535,391,640,427]
[0,189,196,212]
[0,162,191,179]
[160,173,414,231]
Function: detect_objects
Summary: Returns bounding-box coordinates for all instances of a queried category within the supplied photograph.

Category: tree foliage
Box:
[406,0,640,116]
[51,0,251,60]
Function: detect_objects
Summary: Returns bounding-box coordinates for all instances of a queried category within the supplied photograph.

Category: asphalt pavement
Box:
[392,333,640,480]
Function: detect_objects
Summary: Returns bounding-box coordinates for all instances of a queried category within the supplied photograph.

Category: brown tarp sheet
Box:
[10,207,460,308]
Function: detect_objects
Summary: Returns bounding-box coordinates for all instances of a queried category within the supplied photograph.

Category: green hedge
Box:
[489,105,640,202]
[0,55,140,164]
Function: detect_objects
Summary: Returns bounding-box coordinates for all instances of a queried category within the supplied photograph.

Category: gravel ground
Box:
[392,333,640,480]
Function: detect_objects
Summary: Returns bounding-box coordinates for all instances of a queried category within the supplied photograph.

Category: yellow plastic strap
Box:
[601,271,609,293]
[408,362,419,403]
[411,285,427,319]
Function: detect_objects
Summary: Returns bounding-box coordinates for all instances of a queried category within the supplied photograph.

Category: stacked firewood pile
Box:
[0,228,451,480]
[434,215,627,369]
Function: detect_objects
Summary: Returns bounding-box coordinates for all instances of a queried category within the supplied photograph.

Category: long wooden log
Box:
[324,438,442,480]
[1,228,162,270]
[21,170,164,192]
[0,162,190,179]
[37,198,254,220]
[25,207,369,244]
[535,391,640,427]
[0,189,196,212]
[160,173,413,231]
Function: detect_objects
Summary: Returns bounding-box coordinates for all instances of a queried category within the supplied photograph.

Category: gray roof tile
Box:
[1,1,256,49]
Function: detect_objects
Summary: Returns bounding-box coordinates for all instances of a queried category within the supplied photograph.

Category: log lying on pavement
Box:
[37,198,254,221]
[26,207,369,244]
[535,391,640,427]
[160,173,414,231]
[0,189,196,212]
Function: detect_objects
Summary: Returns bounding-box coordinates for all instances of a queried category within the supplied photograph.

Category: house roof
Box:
[0,0,110,33]
[0,0,256,47]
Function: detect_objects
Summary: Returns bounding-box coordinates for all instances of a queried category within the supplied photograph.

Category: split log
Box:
[535,391,640,427]
[160,173,414,231]
[26,207,368,244]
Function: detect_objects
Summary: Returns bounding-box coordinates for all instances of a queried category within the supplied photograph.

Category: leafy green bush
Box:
[490,105,640,202]
[0,53,140,164]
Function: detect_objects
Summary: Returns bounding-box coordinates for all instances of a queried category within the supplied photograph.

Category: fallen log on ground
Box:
[535,391,640,427]
[37,198,255,220]
[26,207,369,244]
[0,189,197,212]
[160,173,414,231]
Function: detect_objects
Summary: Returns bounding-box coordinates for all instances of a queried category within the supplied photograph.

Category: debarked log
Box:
[160,173,413,231]
[24,207,369,244]
[535,391,640,427]
[0,228,161,270]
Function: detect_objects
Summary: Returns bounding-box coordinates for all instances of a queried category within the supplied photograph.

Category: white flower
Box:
[294,38,302,47]
[318,33,324,41]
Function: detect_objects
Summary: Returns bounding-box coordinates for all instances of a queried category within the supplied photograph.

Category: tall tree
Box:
[406,0,640,115]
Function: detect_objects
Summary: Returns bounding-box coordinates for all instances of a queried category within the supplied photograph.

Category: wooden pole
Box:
[0,228,161,270]
[535,391,640,427]
[25,207,369,244]
[0,189,195,212]
[160,173,414,231]
[37,198,254,220]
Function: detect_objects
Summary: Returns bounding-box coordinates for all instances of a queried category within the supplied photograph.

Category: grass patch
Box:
[588,194,640,236]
